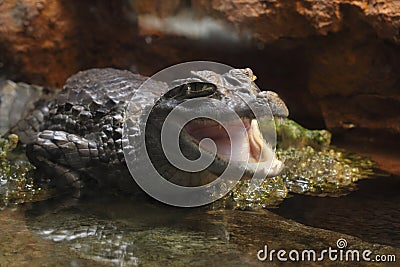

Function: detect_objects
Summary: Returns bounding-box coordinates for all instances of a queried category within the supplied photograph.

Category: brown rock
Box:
[130,0,182,18]
[0,0,399,139]
[193,0,400,136]
[193,0,400,44]
[306,8,400,135]
[0,0,139,87]
[0,0,76,87]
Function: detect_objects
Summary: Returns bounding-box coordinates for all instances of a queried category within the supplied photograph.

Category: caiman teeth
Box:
[249,120,261,161]
[275,117,286,125]
[249,119,273,162]
[251,120,264,148]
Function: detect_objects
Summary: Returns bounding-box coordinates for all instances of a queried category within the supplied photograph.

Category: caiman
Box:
[2,68,288,193]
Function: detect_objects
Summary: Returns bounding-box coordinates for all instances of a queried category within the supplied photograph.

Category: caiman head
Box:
[145,68,289,187]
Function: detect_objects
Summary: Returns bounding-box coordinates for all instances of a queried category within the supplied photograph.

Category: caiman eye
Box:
[163,82,217,100]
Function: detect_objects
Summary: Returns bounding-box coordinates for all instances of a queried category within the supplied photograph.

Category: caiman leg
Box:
[26,130,98,194]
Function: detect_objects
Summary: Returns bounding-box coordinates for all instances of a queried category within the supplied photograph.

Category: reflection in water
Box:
[21,194,399,266]
[26,196,243,266]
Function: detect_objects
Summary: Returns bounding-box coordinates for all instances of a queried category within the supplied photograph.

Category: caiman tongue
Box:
[184,118,276,165]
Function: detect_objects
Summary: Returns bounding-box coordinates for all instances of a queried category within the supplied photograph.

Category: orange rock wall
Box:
[0,0,399,137]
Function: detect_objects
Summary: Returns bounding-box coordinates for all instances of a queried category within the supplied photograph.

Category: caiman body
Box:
[3,68,289,193]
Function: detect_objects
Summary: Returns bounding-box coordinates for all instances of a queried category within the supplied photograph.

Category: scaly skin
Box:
[7,68,288,193]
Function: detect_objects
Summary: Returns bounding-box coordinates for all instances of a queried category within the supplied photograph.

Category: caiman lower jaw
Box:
[183,117,284,178]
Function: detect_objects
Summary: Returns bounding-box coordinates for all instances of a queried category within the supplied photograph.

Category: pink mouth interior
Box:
[184,118,268,163]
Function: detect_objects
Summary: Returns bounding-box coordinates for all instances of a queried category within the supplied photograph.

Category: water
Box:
[0,145,398,266]
[272,174,400,248]
[0,176,398,267]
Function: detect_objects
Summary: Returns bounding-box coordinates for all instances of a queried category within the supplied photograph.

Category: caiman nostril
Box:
[257,91,268,98]
[257,91,279,98]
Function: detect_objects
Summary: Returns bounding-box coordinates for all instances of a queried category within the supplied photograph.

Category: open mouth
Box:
[182,117,284,178]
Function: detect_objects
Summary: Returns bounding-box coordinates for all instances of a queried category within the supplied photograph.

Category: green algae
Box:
[223,119,375,209]
[0,134,18,160]
[0,135,52,209]
[275,118,332,150]
[277,146,374,196]
[0,159,52,209]
[274,119,374,196]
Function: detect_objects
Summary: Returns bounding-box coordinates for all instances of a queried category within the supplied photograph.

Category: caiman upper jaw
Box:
[257,91,289,119]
